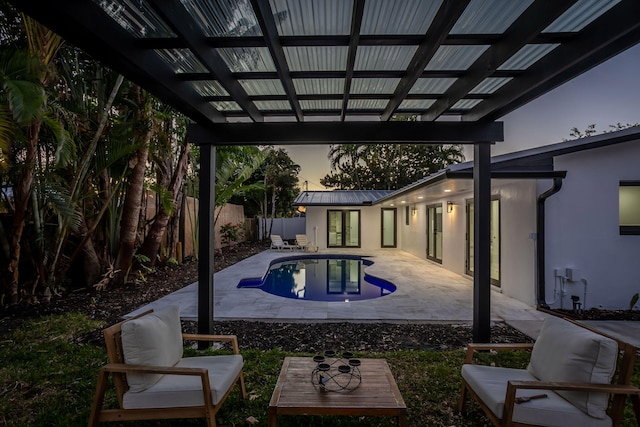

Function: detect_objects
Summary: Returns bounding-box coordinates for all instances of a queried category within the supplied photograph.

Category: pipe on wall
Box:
[536,177,564,309]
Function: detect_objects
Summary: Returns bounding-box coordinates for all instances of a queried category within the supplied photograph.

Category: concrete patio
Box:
[130,249,549,326]
[128,248,640,346]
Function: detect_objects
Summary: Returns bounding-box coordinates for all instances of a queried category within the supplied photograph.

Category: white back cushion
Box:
[527,316,618,419]
[121,305,184,392]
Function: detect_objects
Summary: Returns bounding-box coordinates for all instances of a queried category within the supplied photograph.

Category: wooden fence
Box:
[144,191,247,260]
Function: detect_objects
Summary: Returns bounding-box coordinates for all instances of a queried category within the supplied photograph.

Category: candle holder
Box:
[311,350,362,392]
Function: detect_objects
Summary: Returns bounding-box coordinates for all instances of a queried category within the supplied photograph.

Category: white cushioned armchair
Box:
[459,316,640,427]
[88,306,247,427]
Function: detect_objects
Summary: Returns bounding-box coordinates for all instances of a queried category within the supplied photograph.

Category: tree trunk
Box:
[138,142,190,265]
[114,87,151,284]
[6,120,41,304]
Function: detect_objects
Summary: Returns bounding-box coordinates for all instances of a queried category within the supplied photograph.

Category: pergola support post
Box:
[197,144,215,340]
[473,141,492,343]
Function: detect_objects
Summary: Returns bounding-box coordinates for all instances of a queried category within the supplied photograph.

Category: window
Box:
[426,204,443,263]
[466,198,501,286]
[620,181,640,235]
[327,210,360,247]
[405,205,410,225]
[381,208,397,248]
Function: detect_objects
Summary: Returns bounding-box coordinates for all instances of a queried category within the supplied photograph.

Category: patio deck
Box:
[129,249,548,327]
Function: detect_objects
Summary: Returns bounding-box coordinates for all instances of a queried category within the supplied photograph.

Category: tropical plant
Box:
[220,222,243,247]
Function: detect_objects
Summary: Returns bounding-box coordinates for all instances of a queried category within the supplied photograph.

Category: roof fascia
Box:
[374,170,567,205]
[451,126,640,173]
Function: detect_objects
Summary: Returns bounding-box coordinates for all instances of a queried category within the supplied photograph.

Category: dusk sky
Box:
[286,43,640,191]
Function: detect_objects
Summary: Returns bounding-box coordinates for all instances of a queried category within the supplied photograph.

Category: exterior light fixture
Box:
[412,206,418,216]
[447,201,454,213]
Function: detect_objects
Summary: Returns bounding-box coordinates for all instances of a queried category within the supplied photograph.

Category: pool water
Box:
[237,256,396,302]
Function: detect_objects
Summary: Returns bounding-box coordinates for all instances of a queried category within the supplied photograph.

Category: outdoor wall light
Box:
[447,201,454,213]
[411,206,417,216]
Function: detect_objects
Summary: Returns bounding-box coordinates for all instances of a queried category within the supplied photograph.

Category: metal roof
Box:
[294,190,393,206]
[9,0,640,129]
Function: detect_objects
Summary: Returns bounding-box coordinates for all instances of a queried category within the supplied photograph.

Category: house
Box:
[294,127,640,311]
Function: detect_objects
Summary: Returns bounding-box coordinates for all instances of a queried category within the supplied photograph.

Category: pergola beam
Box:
[188,121,503,146]
[150,0,263,122]
[8,0,226,125]
[340,0,365,121]
[381,0,471,121]
[251,0,304,122]
[465,0,640,122]
[421,0,578,121]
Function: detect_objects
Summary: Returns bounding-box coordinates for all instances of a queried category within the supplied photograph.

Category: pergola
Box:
[11,0,640,342]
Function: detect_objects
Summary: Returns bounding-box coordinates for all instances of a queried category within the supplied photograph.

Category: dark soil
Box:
[0,240,552,351]
[550,308,640,321]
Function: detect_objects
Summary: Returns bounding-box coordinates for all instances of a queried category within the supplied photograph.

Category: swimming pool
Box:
[237,255,396,302]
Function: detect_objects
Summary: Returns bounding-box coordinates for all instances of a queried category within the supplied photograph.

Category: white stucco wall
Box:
[305,180,539,306]
[398,180,538,306]
[543,139,640,310]
[304,205,384,250]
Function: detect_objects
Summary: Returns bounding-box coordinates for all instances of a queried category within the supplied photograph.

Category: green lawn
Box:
[1,314,638,426]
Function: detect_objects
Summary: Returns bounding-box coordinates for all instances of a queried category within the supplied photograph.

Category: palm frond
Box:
[2,79,45,125]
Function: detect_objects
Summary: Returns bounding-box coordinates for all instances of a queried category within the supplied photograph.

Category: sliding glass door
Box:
[466,198,501,286]
[426,204,443,263]
[328,210,360,247]
[381,208,397,248]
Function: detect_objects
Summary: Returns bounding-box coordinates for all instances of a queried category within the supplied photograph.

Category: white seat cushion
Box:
[462,364,612,427]
[121,305,183,392]
[527,317,618,418]
[122,355,244,409]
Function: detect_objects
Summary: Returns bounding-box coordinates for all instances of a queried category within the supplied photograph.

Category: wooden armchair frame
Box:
[459,322,640,427]
[88,310,247,427]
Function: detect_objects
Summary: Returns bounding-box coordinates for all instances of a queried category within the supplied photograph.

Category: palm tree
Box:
[1,14,66,303]
[113,84,152,285]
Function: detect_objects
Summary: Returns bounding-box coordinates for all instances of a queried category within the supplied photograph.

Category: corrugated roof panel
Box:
[351,78,401,94]
[452,99,482,109]
[451,0,533,34]
[254,100,291,110]
[294,190,394,206]
[300,100,342,110]
[470,77,513,94]
[355,46,417,70]
[239,79,285,95]
[284,46,348,71]
[181,0,261,37]
[269,0,352,36]
[498,44,559,70]
[190,80,229,96]
[218,47,276,72]
[210,101,242,111]
[155,49,207,73]
[348,99,388,110]
[361,0,442,35]
[293,78,344,94]
[425,45,490,70]
[409,78,457,94]
[399,99,436,109]
[544,0,621,33]
[93,0,176,38]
